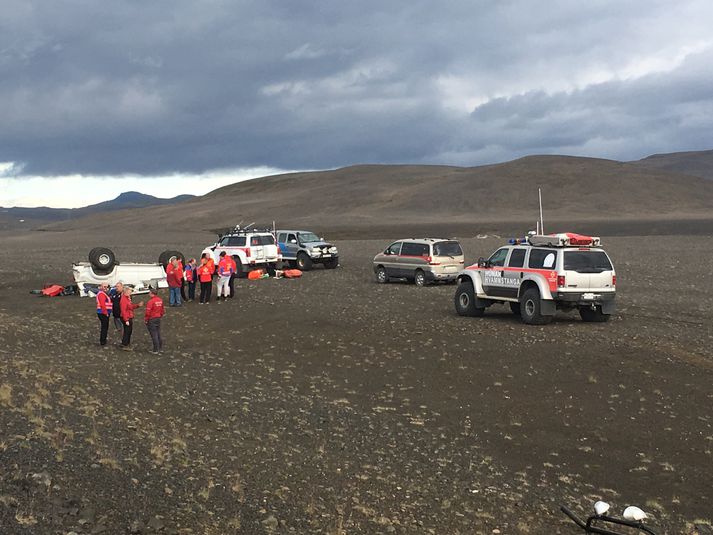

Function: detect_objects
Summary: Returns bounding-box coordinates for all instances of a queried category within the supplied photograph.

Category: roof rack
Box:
[227,227,275,235]
[526,232,601,247]
[216,224,276,239]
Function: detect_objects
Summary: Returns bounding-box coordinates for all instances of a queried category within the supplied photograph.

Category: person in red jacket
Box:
[184,258,197,301]
[166,257,183,307]
[197,254,214,304]
[144,286,165,354]
[120,286,143,350]
[95,283,112,347]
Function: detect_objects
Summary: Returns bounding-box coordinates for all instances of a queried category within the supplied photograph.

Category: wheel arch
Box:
[456,270,483,294]
[519,273,554,300]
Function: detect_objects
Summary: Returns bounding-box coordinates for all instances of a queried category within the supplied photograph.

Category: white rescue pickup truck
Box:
[454,232,616,324]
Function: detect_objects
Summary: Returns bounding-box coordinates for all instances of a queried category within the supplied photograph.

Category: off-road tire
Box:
[234,257,246,278]
[509,302,521,316]
[296,252,313,271]
[414,269,427,287]
[519,287,553,325]
[579,306,610,323]
[89,247,116,272]
[323,257,339,269]
[158,250,185,268]
[375,266,389,284]
[454,281,484,317]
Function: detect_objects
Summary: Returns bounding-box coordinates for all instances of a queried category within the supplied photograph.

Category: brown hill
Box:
[42,155,713,237]
[632,149,713,181]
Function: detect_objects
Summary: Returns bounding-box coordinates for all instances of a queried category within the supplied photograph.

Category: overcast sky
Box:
[2,0,713,207]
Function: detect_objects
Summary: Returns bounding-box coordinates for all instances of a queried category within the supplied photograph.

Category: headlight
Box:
[329,246,338,254]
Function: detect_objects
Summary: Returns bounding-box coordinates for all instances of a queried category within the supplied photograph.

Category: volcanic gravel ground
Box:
[0,231,711,534]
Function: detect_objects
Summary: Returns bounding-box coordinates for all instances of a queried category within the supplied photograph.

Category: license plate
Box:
[582,293,595,300]
[323,254,331,258]
[444,266,457,273]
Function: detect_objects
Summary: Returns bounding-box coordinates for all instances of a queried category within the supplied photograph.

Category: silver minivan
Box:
[373,238,465,286]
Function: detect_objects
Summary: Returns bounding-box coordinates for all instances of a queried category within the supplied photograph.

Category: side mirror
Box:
[477,257,486,267]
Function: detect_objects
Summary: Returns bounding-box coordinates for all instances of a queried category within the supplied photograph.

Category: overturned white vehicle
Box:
[73,247,184,297]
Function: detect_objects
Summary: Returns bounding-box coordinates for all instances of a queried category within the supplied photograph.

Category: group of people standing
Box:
[95,282,164,353]
[94,251,238,352]
[166,251,237,306]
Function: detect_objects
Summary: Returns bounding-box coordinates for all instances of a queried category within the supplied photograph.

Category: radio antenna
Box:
[538,188,544,235]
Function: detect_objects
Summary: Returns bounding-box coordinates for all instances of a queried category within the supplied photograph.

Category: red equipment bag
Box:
[41,285,65,297]
[248,269,264,280]
[283,269,303,278]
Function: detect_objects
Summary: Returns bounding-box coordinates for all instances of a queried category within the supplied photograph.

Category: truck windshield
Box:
[564,251,613,273]
[298,232,320,243]
[434,241,462,257]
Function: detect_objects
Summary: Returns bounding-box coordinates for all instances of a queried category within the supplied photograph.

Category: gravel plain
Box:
[0,229,711,534]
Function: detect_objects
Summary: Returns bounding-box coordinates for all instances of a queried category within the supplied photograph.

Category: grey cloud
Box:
[462,48,713,162]
[0,0,712,175]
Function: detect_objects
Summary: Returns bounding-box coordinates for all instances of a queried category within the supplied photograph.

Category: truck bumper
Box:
[553,291,617,314]
[425,271,458,282]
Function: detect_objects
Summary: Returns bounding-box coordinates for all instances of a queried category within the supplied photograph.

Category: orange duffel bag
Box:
[283,269,303,278]
[247,269,264,280]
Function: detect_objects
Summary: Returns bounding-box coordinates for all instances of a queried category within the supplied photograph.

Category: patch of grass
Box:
[0,383,12,406]
[98,457,120,470]
[198,479,216,501]
[15,512,38,526]
[645,499,664,511]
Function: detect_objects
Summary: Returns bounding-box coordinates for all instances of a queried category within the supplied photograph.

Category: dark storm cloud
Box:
[1,0,712,175]
[463,47,713,163]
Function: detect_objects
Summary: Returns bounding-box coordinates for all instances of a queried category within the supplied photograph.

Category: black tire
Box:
[296,252,313,271]
[234,257,246,278]
[454,281,484,317]
[158,250,185,268]
[89,247,116,271]
[375,266,389,284]
[509,302,521,316]
[519,287,553,325]
[414,269,427,287]
[323,257,339,269]
[579,306,610,322]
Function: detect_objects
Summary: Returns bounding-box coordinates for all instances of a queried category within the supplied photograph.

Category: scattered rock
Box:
[261,515,279,530]
[147,516,165,532]
[31,471,52,488]
[129,519,145,534]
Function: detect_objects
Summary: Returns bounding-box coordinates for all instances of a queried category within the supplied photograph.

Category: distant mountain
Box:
[0,191,194,229]
[79,191,195,213]
[631,149,713,180]
[41,155,713,237]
